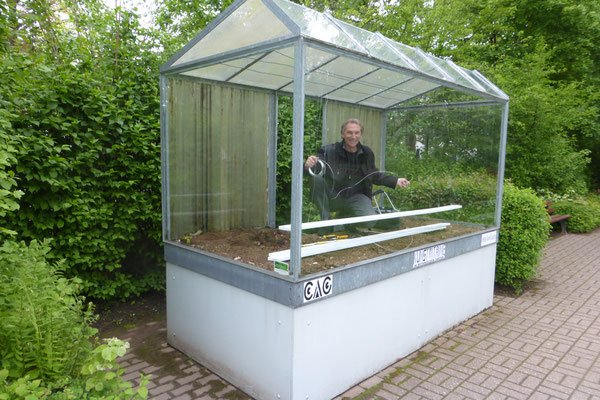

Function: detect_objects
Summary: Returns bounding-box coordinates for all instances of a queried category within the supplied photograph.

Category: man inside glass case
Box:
[304,118,410,233]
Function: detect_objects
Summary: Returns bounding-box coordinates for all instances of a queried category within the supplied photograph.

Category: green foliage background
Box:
[310,0,599,193]
[552,195,600,233]
[0,0,599,302]
[392,171,497,226]
[0,2,165,299]
[276,97,323,225]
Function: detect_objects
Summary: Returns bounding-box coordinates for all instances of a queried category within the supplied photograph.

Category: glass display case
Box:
[160,0,508,398]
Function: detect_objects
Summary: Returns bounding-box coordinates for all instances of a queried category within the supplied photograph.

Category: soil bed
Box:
[180,217,481,275]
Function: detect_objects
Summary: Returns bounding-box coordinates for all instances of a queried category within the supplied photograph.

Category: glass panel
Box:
[384,103,502,232]
[357,69,413,92]
[272,0,364,53]
[325,74,438,107]
[341,69,413,106]
[305,52,379,98]
[334,19,413,69]
[325,86,377,104]
[166,78,271,245]
[305,46,338,72]
[298,101,392,274]
[464,67,507,98]
[388,41,447,81]
[432,58,481,91]
[173,0,292,67]
[292,96,501,275]
[374,79,440,107]
[312,55,377,79]
[181,55,264,81]
[230,47,295,89]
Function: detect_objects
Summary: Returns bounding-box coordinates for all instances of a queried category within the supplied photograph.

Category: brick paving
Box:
[120,228,600,399]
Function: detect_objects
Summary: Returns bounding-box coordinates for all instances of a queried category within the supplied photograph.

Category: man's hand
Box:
[396,178,410,188]
[304,155,319,169]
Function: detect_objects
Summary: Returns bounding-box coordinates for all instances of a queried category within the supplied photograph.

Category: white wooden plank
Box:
[268,223,450,262]
[277,204,462,231]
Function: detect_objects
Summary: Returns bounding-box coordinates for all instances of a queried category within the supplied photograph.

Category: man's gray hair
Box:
[340,118,364,135]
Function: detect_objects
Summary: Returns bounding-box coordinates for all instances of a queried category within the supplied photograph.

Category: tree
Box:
[345,0,597,192]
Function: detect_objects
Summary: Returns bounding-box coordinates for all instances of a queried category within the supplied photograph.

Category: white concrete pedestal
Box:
[166,231,497,399]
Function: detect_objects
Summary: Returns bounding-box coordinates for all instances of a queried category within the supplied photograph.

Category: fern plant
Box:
[0,240,148,398]
[0,240,96,381]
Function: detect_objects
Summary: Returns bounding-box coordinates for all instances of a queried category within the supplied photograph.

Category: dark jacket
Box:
[315,141,397,199]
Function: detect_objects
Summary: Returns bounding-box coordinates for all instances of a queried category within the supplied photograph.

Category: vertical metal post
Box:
[380,111,387,170]
[290,39,306,279]
[160,75,170,241]
[267,93,278,228]
[494,102,509,226]
[321,99,328,147]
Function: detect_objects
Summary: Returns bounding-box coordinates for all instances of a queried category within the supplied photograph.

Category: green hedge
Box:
[551,195,600,233]
[496,183,550,292]
[0,54,163,300]
[0,108,22,236]
[388,170,497,225]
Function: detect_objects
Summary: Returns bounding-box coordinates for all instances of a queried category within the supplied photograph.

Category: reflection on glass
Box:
[334,19,412,69]
[173,0,291,66]
[272,0,363,52]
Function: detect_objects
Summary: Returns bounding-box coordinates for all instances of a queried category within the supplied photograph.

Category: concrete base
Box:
[167,243,496,400]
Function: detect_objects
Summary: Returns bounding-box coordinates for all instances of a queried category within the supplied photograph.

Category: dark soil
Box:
[180,217,481,275]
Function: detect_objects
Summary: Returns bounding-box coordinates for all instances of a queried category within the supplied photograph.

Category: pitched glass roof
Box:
[161,0,508,107]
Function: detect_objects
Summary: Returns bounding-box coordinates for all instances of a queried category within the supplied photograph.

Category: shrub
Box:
[388,170,497,225]
[495,183,550,293]
[0,240,147,399]
[0,108,22,237]
[551,194,600,233]
[0,53,163,300]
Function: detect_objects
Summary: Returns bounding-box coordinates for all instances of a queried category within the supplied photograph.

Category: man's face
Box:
[341,122,362,150]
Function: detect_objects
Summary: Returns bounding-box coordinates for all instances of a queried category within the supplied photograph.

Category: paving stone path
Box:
[119,228,600,399]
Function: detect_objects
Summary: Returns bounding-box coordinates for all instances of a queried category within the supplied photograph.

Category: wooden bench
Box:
[545,201,572,234]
